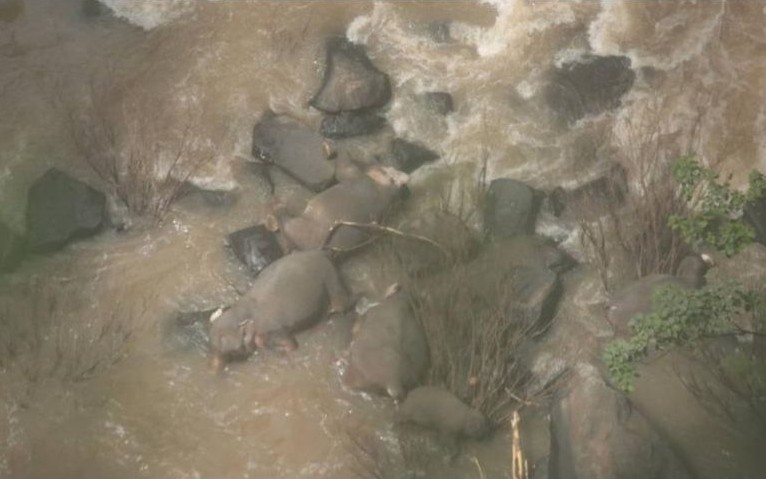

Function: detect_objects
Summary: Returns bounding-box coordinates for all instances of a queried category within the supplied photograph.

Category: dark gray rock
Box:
[252,113,336,192]
[0,221,24,273]
[544,55,636,125]
[484,178,541,239]
[26,168,106,252]
[382,138,439,174]
[310,37,391,113]
[744,195,766,245]
[319,111,387,139]
[550,365,692,479]
[465,236,571,329]
[227,225,282,277]
[419,91,454,116]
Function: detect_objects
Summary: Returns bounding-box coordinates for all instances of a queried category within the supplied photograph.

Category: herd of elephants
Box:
[1,29,731,474]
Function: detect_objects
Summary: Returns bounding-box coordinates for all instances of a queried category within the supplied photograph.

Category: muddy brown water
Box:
[1,0,766,477]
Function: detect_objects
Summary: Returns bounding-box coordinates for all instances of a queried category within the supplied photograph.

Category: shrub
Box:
[604,282,763,392]
[669,155,766,257]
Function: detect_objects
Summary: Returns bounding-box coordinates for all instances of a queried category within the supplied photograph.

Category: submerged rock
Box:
[544,55,635,125]
[26,168,106,252]
[311,37,391,113]
[227,225,282,277]
[382,138,439,174]
[252,113,336,192]
[0,221,24,273]
[319,111,386,139]
[418,91,454,116]
[550,364,692,479]
[484,178,541,239]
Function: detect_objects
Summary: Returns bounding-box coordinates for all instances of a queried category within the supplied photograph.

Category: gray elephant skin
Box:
[209,250,349,369]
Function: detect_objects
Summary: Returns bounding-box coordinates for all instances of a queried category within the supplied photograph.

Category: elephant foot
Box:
[274,335,298,352]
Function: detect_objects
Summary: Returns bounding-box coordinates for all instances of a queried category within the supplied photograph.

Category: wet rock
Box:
[161,308,216,356]
[389,210,478,277]
[544,55,636,125]
[319,111,387,139]
[465,236,572,329]
[548,163,627,220]
[0,221,24,273]
[550,363,692,479]
[419,91,454,116]
[227,225,282,277]
[252,113,336,192]
[310,37,392,113]
[743,195,766,245]
[382,138,439,174]
[484,178,542,239]
[177,183,239,209]
[345,289,429,399]
[26,168,106,252]
[398,386,490,444]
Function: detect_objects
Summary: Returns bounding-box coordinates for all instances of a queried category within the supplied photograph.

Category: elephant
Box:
[397,386,490,451]
[343,285,429,399]
[272,164,409,252]
[607,254,713,335]
[208,250,350,370]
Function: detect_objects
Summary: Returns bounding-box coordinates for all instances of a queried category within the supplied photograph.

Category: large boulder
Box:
[252,113,336,192]
[544,55,636,125]
[319,111,386,139]
[484,178,542,239]
[550,363,692,479]
[227,224,282,277]
[0,221,24,273]
[310,37,391,113]
[465,236,571,329]
[382,138,439,174]
[26,168,106,252]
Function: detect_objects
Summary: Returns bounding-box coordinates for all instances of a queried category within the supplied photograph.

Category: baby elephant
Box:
[397,386,490,451]
[344,286,429,399]
[275,165,409,251]
[209,250,349,370]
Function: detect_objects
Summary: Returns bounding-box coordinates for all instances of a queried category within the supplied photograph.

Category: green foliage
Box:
[604,282,761,392]
[669,156,766,256]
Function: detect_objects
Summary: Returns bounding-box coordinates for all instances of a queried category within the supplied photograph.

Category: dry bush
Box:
[575,100,692,291]
[0,279,140,403]
[58,68,213,223]
[405,263,536,425]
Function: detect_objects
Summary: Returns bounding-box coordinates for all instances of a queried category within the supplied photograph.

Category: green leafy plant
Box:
[604,282,762,392]
[669,156,766,256]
